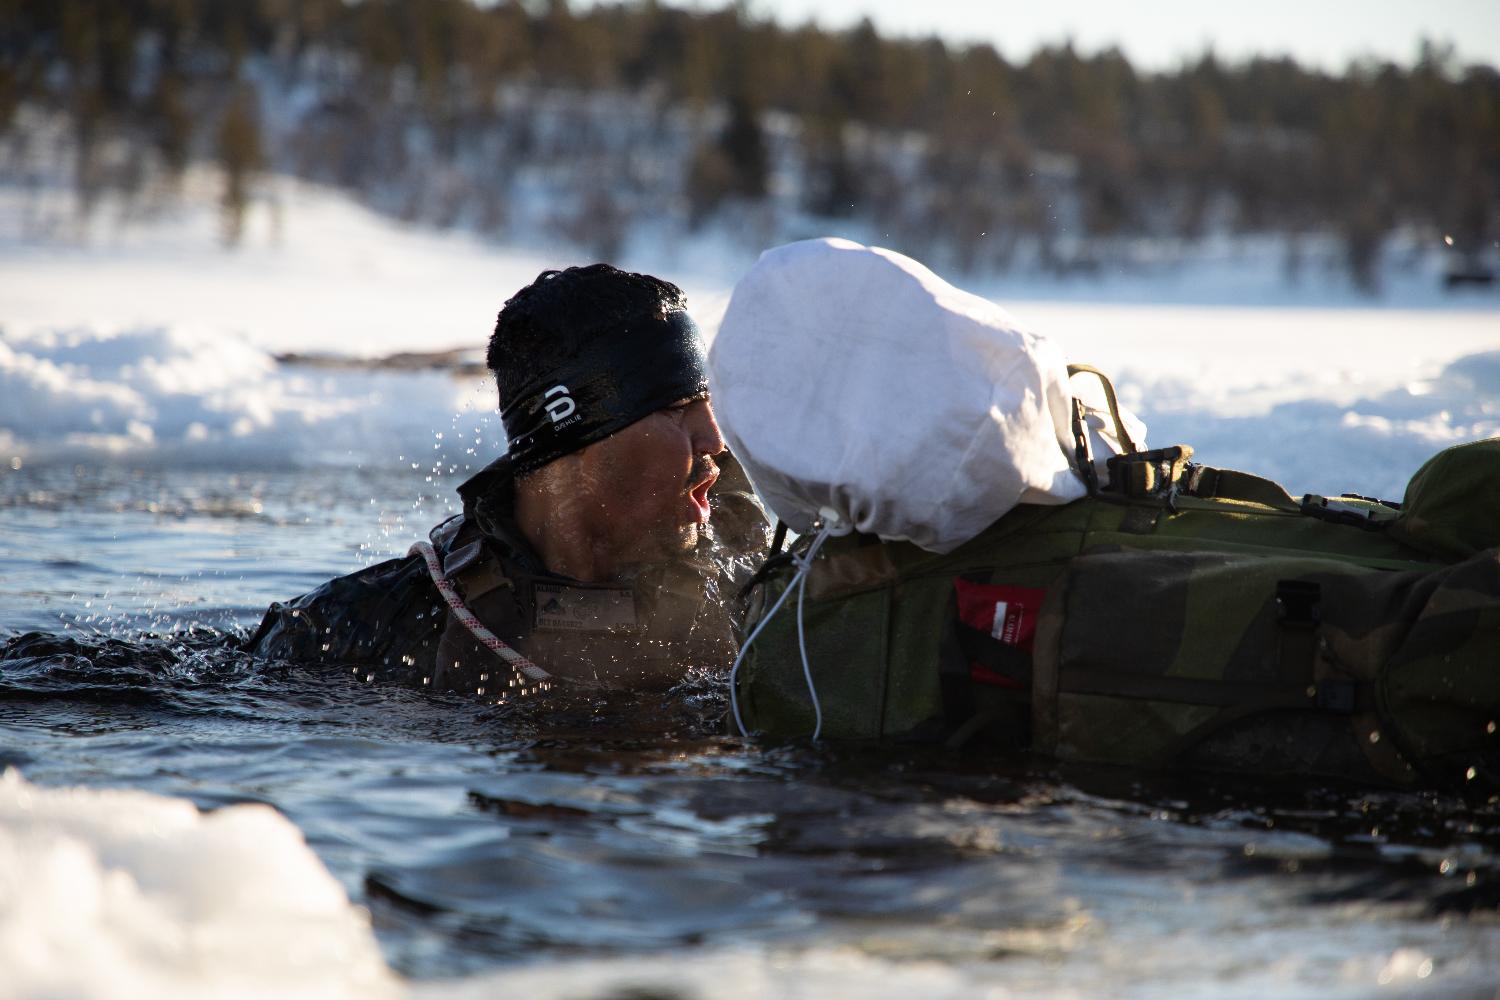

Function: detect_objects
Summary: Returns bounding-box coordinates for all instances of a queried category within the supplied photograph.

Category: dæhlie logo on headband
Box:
[499,308,708,475]
[544,385,579,427]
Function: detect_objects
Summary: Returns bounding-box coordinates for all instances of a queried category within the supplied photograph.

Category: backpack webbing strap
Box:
[1067,364,1140,455]
[1276,578,1321,697]
[954,625,1033,685]
[937,622,1032,750]
[1060,667,1371,713]
[937,617,977,731]
[1181,466,1302,512]
[1059,668,1320,710]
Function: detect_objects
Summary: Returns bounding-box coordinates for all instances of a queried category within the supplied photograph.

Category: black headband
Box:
[500,310,709,475]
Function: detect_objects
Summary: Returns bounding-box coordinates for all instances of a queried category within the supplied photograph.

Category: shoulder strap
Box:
[1067,364,1140,455]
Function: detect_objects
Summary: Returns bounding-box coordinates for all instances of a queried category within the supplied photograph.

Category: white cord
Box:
[727,556,805,736]
[794,550,822,741]
[728,513,841,739]
[409,540,552,686]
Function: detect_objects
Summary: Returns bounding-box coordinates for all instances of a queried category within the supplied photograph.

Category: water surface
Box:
[3,460,1498,998]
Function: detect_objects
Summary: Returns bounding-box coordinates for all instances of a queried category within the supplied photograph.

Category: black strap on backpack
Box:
[936,586,1035,750]
[1298,493,1402,530]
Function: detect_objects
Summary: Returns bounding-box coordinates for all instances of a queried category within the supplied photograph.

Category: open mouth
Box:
[687,470,717,525]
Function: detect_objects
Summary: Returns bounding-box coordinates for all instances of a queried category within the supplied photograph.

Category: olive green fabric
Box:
[737,444,1500,788]
[1388,437,1500,560]
[1381,549,1500,778]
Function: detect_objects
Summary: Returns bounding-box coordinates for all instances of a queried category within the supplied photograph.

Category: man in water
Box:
[247,265,769,694]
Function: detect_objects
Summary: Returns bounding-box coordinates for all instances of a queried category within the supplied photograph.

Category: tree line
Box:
[2,0,1495,288]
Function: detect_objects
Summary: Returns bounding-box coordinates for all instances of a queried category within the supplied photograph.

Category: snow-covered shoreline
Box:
[3,174,1497,497]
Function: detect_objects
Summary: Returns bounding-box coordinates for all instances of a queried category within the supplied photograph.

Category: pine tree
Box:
[217,85,263,246]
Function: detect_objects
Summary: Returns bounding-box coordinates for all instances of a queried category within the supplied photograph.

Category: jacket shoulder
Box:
[245,549,446,684]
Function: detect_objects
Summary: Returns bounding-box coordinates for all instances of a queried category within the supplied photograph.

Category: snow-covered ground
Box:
[3,173,1497,498]
[0,770,398,999]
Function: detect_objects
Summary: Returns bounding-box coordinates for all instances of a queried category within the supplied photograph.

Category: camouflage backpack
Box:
[734,434,1500,790]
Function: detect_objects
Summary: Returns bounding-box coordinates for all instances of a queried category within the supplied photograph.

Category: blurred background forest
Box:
[2,0,1497,292]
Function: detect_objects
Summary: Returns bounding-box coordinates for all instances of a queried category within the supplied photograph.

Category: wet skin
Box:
[514,397,726,582]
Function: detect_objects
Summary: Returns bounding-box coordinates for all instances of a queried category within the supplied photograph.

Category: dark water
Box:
[3,462,1499,997]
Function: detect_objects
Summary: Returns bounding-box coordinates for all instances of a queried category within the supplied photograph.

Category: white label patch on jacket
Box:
[991,600,1024,645]
[533,583,640,633]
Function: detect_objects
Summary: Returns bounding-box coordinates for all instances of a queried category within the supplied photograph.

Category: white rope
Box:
[409,540,552,686]
[728,550,804,737]
[794,544,822,740]
[728,514,840,740]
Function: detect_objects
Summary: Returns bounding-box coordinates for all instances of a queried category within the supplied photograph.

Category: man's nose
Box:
[693,400,727,455]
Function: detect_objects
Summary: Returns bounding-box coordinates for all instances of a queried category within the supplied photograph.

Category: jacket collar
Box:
[455,455,550,576]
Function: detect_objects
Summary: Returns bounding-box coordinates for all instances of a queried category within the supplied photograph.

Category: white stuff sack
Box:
[709,237,1138,554]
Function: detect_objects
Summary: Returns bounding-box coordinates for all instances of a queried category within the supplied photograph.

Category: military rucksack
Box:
[733,437,1500,790]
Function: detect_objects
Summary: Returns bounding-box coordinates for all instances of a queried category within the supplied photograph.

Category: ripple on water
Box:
[3,626,1499,993]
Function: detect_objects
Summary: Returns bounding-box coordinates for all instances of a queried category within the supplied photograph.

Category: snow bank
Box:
[0,171,732,361]
[0,769,399,999]
[1136,346,1500,499]
[1014,301,1500,498]
[1,309,1492,498]
[1,175,1495,493]
[0,323,495,467]
[417,934,1499,1000]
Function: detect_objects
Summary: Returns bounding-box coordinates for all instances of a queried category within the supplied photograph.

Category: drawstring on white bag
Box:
[729,507,845,740]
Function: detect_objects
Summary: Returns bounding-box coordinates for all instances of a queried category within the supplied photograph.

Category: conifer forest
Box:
[3,0,1496,291]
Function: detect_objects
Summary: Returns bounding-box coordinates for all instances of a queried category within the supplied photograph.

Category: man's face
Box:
[572,397,727,566]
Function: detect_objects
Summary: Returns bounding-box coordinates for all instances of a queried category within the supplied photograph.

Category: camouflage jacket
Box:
[245,453,770,693]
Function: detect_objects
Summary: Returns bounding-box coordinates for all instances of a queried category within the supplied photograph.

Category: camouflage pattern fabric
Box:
[736,440,1500,790]
[1388,438,1500,560]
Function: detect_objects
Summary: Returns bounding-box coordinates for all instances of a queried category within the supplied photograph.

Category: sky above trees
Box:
[718,0,1500,72]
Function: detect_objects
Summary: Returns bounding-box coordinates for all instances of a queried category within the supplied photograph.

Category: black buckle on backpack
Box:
[1104,445,1194,499]
[1276,580,1321,628]
[1299,494,1399,531]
